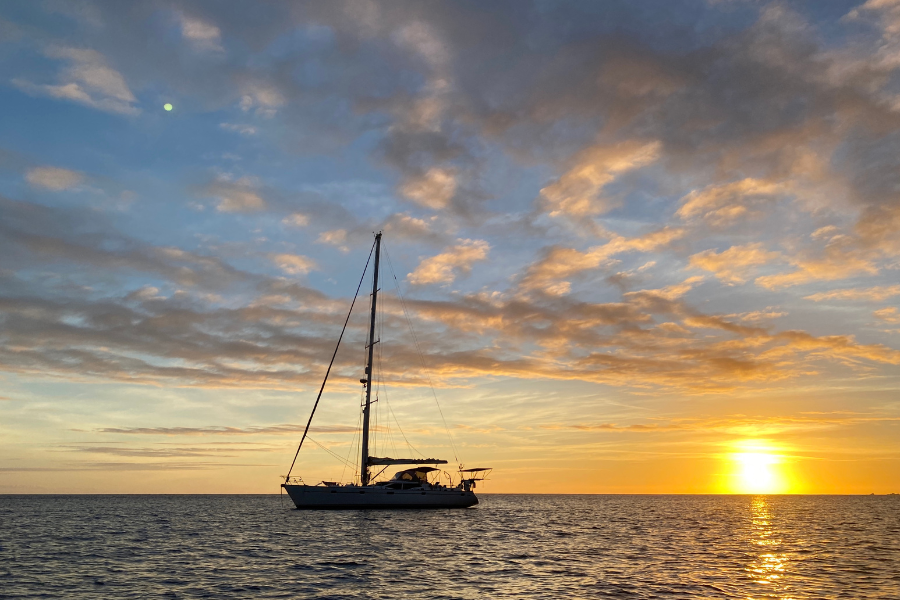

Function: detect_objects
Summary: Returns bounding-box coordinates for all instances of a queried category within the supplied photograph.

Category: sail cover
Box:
[367,457,448,466]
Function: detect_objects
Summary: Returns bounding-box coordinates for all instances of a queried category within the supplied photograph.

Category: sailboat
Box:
[281,232,490,509]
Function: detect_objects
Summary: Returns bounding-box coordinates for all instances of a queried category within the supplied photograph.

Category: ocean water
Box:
[1,495,898,599]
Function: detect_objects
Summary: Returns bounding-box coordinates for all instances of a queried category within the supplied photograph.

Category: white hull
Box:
[282,484,478,509]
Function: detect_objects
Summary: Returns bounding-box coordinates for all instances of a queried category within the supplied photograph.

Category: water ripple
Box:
[1,495,898,599]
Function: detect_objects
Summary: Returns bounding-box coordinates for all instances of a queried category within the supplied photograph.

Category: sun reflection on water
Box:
[745,496,793,599]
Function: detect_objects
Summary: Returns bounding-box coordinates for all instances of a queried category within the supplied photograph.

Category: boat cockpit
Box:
[373,467,443,490]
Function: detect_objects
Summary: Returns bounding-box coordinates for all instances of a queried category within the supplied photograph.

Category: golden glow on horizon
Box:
[726,441,792,494]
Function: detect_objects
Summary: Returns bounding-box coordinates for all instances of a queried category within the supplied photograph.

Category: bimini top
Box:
[390,467,440,483]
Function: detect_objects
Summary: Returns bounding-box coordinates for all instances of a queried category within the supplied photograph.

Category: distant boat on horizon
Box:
[281,232,490,509]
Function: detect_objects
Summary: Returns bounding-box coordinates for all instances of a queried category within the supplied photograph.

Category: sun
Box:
[727,441,792,494]
[735,452,780,493]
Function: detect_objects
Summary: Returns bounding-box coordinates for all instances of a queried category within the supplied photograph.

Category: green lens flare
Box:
[163,103,173,111]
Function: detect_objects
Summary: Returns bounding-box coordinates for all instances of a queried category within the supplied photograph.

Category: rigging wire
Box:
[374,277,388,460]
[307,436,356,470]
[352,408,362,483]
[373,297,389,458]
[382,242,460,463]
[372,256,429,459]
[347,278,375,484]
[372,294,405,470]
[284,238,377,482]
[373,314,421,458]
[383,388,423,457]
[378,368,400,459]
[340,402,363,484]
[365,283,375,457]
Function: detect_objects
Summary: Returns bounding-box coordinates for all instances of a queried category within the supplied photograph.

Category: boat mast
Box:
[360,231,381,486]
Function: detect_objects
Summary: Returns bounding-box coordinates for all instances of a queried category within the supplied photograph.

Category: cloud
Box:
[856,204,900,256]
[381,213,442,243]
[754,250,878,289]
[1,192,897,396]
[4,1,900,406]
[804,285,900,302]
[316,229,349,251]
[677,179,788,226]
[520,227,684,294]
[689,243,782,284]
[399,167,457,210]
[64,445,234,458]
[0,462,275,472]
[25,166,84,191]
[627,275,705,302]
[539,140,661,217]
[219,122,257,136]
[282,213,309,227]
[42,0,104,28]
[12,46,138,115]
[0,290,347,391]
[543,412,900,435]
[726,308,788,323]
[873,306,900,324]
[811,225,839,240]
[238,85,285,118]
[271,253,317,275]
[178,13,224,52]
[393,20,451,74]
[0,196,247,289]
[95,424,358,436]
[845,0,900,71]
[202,176,266,212]
[408,239,489,285]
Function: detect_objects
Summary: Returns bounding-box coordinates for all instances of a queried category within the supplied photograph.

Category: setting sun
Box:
[726,442,792,494]
[736,452,780,493]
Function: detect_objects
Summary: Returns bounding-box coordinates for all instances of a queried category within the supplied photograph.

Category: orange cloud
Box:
[520,227,684,294]
[755,234,879,289]
[204,176,266,212]
[677,179,787,226]
[542,412,900,435]
[408,239,489,285]
[755,255,877,289]
[690,243,782,284]
[271,253,317,275]
[540,140,661,217]
[400,167,457,210]
[874,307,900,324]
[316,229,349,251]
[804,285,900,302]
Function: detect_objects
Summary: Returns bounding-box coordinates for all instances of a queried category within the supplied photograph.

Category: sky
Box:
[1,0,899,494]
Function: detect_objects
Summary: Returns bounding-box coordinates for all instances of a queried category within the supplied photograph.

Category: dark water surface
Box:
[1,494,898,599]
